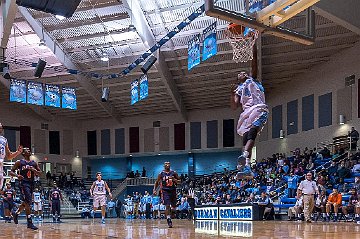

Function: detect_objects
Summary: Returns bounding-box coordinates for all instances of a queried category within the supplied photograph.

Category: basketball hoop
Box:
[226,23,259,63]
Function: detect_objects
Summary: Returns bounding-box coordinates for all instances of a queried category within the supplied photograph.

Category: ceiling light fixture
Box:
[100,53,109,62]
[128,24,136,32]
[55,14,66,20]
[38,39,47,49]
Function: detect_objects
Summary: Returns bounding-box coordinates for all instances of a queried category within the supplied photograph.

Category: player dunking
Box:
[154,162,181,228]
[230,48,268,179]
[90,172,112,224]
[0,122,23,189]
[10,147,41,230]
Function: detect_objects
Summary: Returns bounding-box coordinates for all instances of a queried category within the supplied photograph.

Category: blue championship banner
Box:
[10,79,26,103]
[194,207,218,220]
[131,79,139,105]
[62,86,77,110]
[188,34,201,71]
[139,74,148,101]
[45,84,61,108]
[202,22,217,61]
[27,81,44,106]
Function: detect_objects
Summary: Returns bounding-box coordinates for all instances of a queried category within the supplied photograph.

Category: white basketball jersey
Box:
[93,180,106,195]
[0,136,7,160]
[33,192,41,203]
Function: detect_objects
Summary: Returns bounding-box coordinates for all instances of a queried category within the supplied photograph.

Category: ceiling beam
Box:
[0,0,17,48]
[314,0,360,35]
[122,0,187,121]
[19,6,123,123]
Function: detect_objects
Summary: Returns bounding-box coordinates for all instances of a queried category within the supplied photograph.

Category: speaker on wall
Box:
[34,59,46,78]
[16,0,81,18]
[101,87,110,102]
[141,56,157,74]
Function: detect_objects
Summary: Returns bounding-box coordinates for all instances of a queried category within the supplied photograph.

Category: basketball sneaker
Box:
[12,212,18,224]
[27,218,38,230]
[167,218,173,228]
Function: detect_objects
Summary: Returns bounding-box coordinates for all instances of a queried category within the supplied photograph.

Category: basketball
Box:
[228,23,245,35]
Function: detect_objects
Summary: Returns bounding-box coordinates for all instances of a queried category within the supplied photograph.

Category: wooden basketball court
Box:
[5,219,360,238]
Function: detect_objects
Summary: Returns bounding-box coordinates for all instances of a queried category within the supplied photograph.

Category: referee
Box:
[297,172,319,223]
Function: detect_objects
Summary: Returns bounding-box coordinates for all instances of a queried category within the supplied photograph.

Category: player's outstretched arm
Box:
[251,45,258,81]
[6,144,23,160]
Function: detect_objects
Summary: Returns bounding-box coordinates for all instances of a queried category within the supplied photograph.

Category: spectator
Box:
[349,127,359,150]
[355,177,360,195]
[115,198,122,218]
[135,170,140,178]
[129,171,135,178]
[325,188,342,222]
[342,188,360,222]
[284,173,299,198]
[320,146,331,159]
[143,191,152,219]
[107,199,115,218]
[257,192,273,220]
[314,190,327,221]
[133,192,140,218]
[142,167,147,177]
[288,195,303,221]
[338,161,351,183]
[352,160,360,173]
[46,171,52,186]
[81,206,91,219]
[177,197,190,219]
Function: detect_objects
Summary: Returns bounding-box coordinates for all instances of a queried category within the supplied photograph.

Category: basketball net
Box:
[226,25,259,63]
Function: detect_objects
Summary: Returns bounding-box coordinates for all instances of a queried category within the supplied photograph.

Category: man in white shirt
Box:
[297,173,319,223]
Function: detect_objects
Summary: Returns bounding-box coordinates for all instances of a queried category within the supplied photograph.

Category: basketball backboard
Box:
[205,0,318,45]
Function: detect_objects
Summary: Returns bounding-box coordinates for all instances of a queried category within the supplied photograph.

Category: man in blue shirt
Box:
[177,197,190,219]
[284,173,299,198]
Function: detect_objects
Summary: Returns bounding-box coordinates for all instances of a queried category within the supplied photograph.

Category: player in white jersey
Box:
[90,172,112,224]
[0,123,23,189]
[230,51,268,180]
[32,188,43,222]
[124,195,134,219]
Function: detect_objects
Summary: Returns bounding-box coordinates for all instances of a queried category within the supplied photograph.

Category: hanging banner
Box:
[45,84,61,108]
[188,34,201,71]
[27,81,44,106]
[131,79,139,105]
[202,22,217,61]
[62,86,77,110]
[10,79,26,103]
[139,74,148,101]
[121,4,205,75]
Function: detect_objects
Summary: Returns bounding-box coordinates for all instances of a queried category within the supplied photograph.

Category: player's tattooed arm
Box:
[153,173,162,194]
[105,182,112,199]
